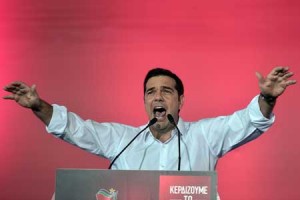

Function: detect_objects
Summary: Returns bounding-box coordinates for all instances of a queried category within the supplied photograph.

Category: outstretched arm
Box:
[256,67,296,118]
[3,81,53,126]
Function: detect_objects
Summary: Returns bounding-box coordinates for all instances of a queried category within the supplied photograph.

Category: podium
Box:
[55,169,217,200]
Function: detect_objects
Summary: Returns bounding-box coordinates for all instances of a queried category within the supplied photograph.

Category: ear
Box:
[179,95,184,109]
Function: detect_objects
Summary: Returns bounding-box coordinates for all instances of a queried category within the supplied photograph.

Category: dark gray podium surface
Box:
[56,169,217,200]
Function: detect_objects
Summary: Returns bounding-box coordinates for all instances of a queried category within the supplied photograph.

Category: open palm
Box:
[3,81,41,109]
[256,67,296,98]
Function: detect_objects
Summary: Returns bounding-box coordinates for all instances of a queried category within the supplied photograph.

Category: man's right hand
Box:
[3,81,53,125]
[3,81,41,110]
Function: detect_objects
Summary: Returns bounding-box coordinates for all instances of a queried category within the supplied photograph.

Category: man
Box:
[3,67,296,170]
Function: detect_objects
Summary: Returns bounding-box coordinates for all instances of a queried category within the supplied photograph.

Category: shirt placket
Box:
[159,143,168,170]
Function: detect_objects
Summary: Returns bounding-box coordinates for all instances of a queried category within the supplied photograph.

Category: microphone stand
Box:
[108,118,157,169]
[167,114,181,171]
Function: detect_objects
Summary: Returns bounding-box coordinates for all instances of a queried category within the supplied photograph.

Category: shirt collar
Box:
[177,117,187,136]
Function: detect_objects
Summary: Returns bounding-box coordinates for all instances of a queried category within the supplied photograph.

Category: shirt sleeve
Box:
[201,95,275,157]
[46,104,128,159]
[46,104,68,136]
[247,95,275,132]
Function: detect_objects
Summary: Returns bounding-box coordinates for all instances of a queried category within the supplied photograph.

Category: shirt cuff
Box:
[46,104,68,136]
[248,95,275,132]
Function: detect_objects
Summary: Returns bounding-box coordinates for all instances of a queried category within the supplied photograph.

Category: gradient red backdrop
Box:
[1,0,300,199]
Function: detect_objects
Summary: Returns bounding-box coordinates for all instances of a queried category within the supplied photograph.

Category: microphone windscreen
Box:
[149,117,158,126]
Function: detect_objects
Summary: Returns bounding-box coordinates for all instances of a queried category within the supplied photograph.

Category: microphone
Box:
[167,114,181,171]
[108,117,157,169]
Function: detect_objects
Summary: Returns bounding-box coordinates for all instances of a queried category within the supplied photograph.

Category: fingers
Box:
[4,81,31,93]
[31,84,37,93]
[270,67,296,93]
[282,71,294,80]
[268,67,295,82]
[17,88,28,95]
[4,81,27,89]
[275,69,296,85]
[255,72,264,83]
[271,66,289,76]
[3,94,17,100]
[286,80,297,86]
[3,81,34,103]
[3,94,20,101]
[4,86,27,94]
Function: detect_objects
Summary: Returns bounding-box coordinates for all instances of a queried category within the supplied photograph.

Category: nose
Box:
[154,90,164,101]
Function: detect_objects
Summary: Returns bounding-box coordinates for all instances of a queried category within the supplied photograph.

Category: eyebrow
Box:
[145,86,175,93]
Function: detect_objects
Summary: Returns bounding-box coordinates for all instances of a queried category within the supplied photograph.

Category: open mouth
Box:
[153,107,166,119]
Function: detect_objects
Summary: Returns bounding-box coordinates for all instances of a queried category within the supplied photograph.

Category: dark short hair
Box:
[143,68,184,97]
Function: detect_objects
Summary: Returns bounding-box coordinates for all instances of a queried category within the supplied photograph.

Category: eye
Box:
[147,90,153,95]
[146,89,155,96]
[162,89,172,94]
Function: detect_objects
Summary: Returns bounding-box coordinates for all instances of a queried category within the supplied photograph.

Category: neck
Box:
[150,126,174,142]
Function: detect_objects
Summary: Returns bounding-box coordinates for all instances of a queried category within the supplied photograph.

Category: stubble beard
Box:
[152,122,174,135]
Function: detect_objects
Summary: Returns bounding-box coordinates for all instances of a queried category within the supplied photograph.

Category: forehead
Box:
[145,75,176,89]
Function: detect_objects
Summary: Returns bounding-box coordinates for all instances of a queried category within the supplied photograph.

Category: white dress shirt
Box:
[46,95,274,171]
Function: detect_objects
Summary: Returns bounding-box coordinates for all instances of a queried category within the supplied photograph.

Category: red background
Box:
[1,0,300,199]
